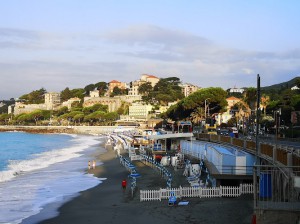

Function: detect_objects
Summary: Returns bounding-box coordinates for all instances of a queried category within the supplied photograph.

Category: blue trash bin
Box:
[259,173,272,198]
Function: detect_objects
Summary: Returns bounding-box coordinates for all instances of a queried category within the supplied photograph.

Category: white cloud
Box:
[0,25,299,99]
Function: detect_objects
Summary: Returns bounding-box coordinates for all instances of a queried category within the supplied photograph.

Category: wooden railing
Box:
[194,133,299,168]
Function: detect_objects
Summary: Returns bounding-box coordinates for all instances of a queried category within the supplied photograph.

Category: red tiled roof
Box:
[146,75,158,79]
[109,80,120,83]
[226,96,241,101]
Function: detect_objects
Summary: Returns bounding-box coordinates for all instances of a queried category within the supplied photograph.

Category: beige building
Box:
[83,96,122,112]
[14,92,61,115]
[180,83,200,97]
[128,74,160,96]
[61,97,81,110]
[226,96,241,110]
[45,92,61,110]
[108,80,127,95]
[14,102,47,115]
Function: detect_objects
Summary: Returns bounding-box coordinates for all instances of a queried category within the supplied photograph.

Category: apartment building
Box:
[45,92,61,110]
[128,103,153,120]
[180,83,200,97]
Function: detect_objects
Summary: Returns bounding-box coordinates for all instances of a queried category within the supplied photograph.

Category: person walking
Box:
[121,179,127,192]
[92,160,96,169]
[88,161,91,170]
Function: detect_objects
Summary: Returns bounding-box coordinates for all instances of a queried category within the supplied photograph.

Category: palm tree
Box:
[190,107,204,125]
[260,94,270,117]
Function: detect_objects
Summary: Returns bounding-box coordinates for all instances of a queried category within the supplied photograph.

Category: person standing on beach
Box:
[92,160,96,169]
[121,179,127,192]
[88,161,91,170]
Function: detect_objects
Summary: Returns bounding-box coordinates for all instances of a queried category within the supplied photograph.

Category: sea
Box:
[0,131,106,224]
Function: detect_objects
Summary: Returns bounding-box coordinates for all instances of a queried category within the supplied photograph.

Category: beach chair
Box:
[168,192,177,206]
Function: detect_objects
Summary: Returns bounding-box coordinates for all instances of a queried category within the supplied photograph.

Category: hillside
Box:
[261,76,300,92]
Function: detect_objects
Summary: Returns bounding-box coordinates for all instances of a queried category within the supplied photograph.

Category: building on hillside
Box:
[128,103,153,120]
[180,83,200,97]
[215,112,232,125]
[140,74,160,86]
[45,92,61,110]
[229,87,244,94]
[128,74,160,96]
[89,90,100,97]
[61,97,81,110]
[14,102,47,115]
[108,80,127,95]
[83,96,122,112]
[214,97,242,125]
[118,95,142,103]
[291,85,299,90]
[226,96,241,110]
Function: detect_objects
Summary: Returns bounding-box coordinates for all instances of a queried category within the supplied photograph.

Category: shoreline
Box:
[0,125,128,135]
[22,141,254,224]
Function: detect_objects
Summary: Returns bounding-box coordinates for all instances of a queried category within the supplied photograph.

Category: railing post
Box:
[273,145,277,163]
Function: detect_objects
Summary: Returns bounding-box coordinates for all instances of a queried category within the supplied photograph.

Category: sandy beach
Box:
[20,141,255,224]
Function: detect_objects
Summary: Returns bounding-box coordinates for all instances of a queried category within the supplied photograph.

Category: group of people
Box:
[88,160,96,170]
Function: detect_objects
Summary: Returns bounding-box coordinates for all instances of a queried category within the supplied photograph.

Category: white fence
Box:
[140,184,253,202]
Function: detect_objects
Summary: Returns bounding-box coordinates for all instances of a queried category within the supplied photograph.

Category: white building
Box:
[89,90,100,97]
[229,87,244,94]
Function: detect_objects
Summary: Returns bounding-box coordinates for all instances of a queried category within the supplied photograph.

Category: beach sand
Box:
[24,145,254,224]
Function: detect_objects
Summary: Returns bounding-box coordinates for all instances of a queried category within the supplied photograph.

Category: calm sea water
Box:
[0,132,105,224]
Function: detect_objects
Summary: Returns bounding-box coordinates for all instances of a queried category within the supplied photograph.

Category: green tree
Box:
[19,88,47,104]
[103,112,119,125]
[152,77,184,105]
[73,112,84,124]
[0,114,11,125]
[243,87,257,110]
[70,88,85,99]
[95,82,108,96]
[61,87,72,101]
[138,82,153,95]
[84,84,96,96]
[165,87,228,122]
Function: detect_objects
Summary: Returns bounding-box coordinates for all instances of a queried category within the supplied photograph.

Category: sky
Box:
[1,0,300,100]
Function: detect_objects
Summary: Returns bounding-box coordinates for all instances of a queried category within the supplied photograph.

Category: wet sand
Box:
[25,146,254,224]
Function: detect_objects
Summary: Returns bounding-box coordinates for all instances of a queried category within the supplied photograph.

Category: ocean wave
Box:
[0,135,104,183]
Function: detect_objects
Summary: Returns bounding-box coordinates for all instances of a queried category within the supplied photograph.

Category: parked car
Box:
[218,129,229,136]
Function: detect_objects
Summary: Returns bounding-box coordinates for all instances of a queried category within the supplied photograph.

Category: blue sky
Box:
[1,0,300,99]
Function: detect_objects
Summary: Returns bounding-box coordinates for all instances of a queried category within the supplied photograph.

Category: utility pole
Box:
[255,74,261,165]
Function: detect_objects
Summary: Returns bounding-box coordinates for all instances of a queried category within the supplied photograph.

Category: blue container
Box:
[260,173,272,198]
